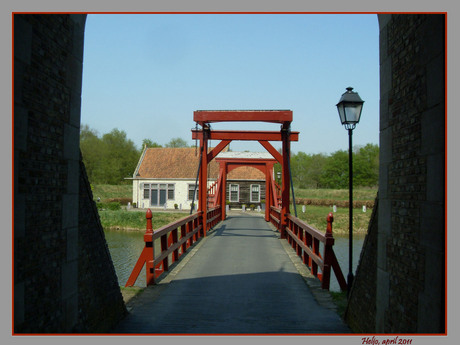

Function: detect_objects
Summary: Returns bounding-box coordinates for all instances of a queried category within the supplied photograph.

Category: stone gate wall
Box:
[346,14,445,333]
[14,14,126,333]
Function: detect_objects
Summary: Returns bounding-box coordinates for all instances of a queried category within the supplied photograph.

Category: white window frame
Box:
[167,184,175,201]
[250,184,260,203]
[229,184,240,202]
[142,183,150,199]
[143,183,175,206]
[188,184,199,201]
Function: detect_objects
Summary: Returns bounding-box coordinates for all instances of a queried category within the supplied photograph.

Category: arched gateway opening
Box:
[13,14,445,334]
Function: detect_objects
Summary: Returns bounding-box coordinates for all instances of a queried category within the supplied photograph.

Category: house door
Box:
[150,184,167,206]
[150,187,158,206]
[159,189,167,206]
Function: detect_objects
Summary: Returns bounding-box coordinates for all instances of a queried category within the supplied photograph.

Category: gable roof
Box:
[134,147,267,180]
[135,147,219,179]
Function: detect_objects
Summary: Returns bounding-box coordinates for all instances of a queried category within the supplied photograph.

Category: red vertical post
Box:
[280,126,291,239]
[264,163,273,222]
[125,209,155,287]
[144,209,155,285]
[180,224,187,253]
[172,227,179,262]
[199,127,209,236]
[321,212,335,289]
[160,234,169,272]
[221,163,227,221]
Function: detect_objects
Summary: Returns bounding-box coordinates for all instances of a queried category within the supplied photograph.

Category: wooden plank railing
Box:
[125,206,222,287]
[206,205,222,230]
[269,206,346,291]
[269,206,281,231]
[125,210,203,286]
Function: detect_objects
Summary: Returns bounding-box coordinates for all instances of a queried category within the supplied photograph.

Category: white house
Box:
[130,146,217,210]
[130,147,272,210]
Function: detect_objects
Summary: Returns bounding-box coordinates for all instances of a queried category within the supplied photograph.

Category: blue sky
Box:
[81,13,380,154]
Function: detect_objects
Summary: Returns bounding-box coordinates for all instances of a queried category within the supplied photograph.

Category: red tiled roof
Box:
[136,147,266,181]
[137,148,219,179]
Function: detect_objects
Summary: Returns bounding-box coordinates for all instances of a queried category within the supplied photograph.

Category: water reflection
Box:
[104,229,146,287]
[327,233,366,292]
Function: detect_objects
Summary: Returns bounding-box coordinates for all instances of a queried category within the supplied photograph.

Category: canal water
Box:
[104,224,366,292]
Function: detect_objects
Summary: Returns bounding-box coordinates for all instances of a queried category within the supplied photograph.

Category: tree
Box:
[320,150,349,189]
[142,138,162,148]
[306,153,327,188]
[80,125,141,184]
[354,143,379,187]
[165,137,190,148]
[80,125,103,183]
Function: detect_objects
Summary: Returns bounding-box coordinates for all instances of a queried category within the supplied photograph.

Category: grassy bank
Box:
[98,210,186,231]
[91,184,132,202]
[92,185,378,204]
[295,187,377,202]
[295,204,372,234]
[93,185,376,233]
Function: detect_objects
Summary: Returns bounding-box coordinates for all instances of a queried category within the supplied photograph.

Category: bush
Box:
[96,202,121,211]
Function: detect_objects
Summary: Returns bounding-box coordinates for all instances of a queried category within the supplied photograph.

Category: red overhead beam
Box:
[258,141,283,164]
[192,130,299,142]
[207,140,231,162]
[194,110,292,125]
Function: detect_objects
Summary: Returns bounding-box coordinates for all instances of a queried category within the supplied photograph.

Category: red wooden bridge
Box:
[118,111,348,334]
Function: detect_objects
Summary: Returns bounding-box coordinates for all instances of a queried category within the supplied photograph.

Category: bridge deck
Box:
[113,214,350,334]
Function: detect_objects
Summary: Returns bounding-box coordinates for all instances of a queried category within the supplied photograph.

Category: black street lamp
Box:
[336,87,364,296]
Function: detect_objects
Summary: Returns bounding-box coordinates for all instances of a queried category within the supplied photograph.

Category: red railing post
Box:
[125,209,155,287]
[326,212,333,235]
[144,209,155,285]
[321,212,334,289]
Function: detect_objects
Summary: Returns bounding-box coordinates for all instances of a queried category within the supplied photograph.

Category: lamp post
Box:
[336,87,364,296]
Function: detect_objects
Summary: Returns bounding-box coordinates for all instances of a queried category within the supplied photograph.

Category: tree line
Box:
[80,125,379,187]
[80,125,191,184]
[283,143,379,189]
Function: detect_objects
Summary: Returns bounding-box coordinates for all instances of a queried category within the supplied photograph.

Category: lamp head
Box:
[336,87,364,130]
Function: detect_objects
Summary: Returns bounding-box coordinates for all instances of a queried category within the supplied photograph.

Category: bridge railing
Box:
[269,205,281,230]
[269,206,347,291]
[125,206,222,287]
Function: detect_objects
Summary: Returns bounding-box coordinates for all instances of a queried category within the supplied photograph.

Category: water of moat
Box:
[104,218,366,292]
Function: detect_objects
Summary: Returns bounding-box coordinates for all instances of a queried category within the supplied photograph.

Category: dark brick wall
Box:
[346,14,445,333]
[14,14,126,333]
[345,196,378,333]
[77,157,126,332]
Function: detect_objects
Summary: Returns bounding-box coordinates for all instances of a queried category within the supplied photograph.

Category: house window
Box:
[143,184,150,199]
[188,184,199,200]
[250,184,260,203]
[229,184,239,202]
[167,184,175,200]
[147,183,175,206]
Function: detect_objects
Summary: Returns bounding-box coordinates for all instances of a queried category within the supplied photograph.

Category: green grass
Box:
[98,210,186,230]
[92,184,376,233]
[295,204,372,234]
[92,184,377,203]
[294,187,377,201]
[91,184,132,201]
